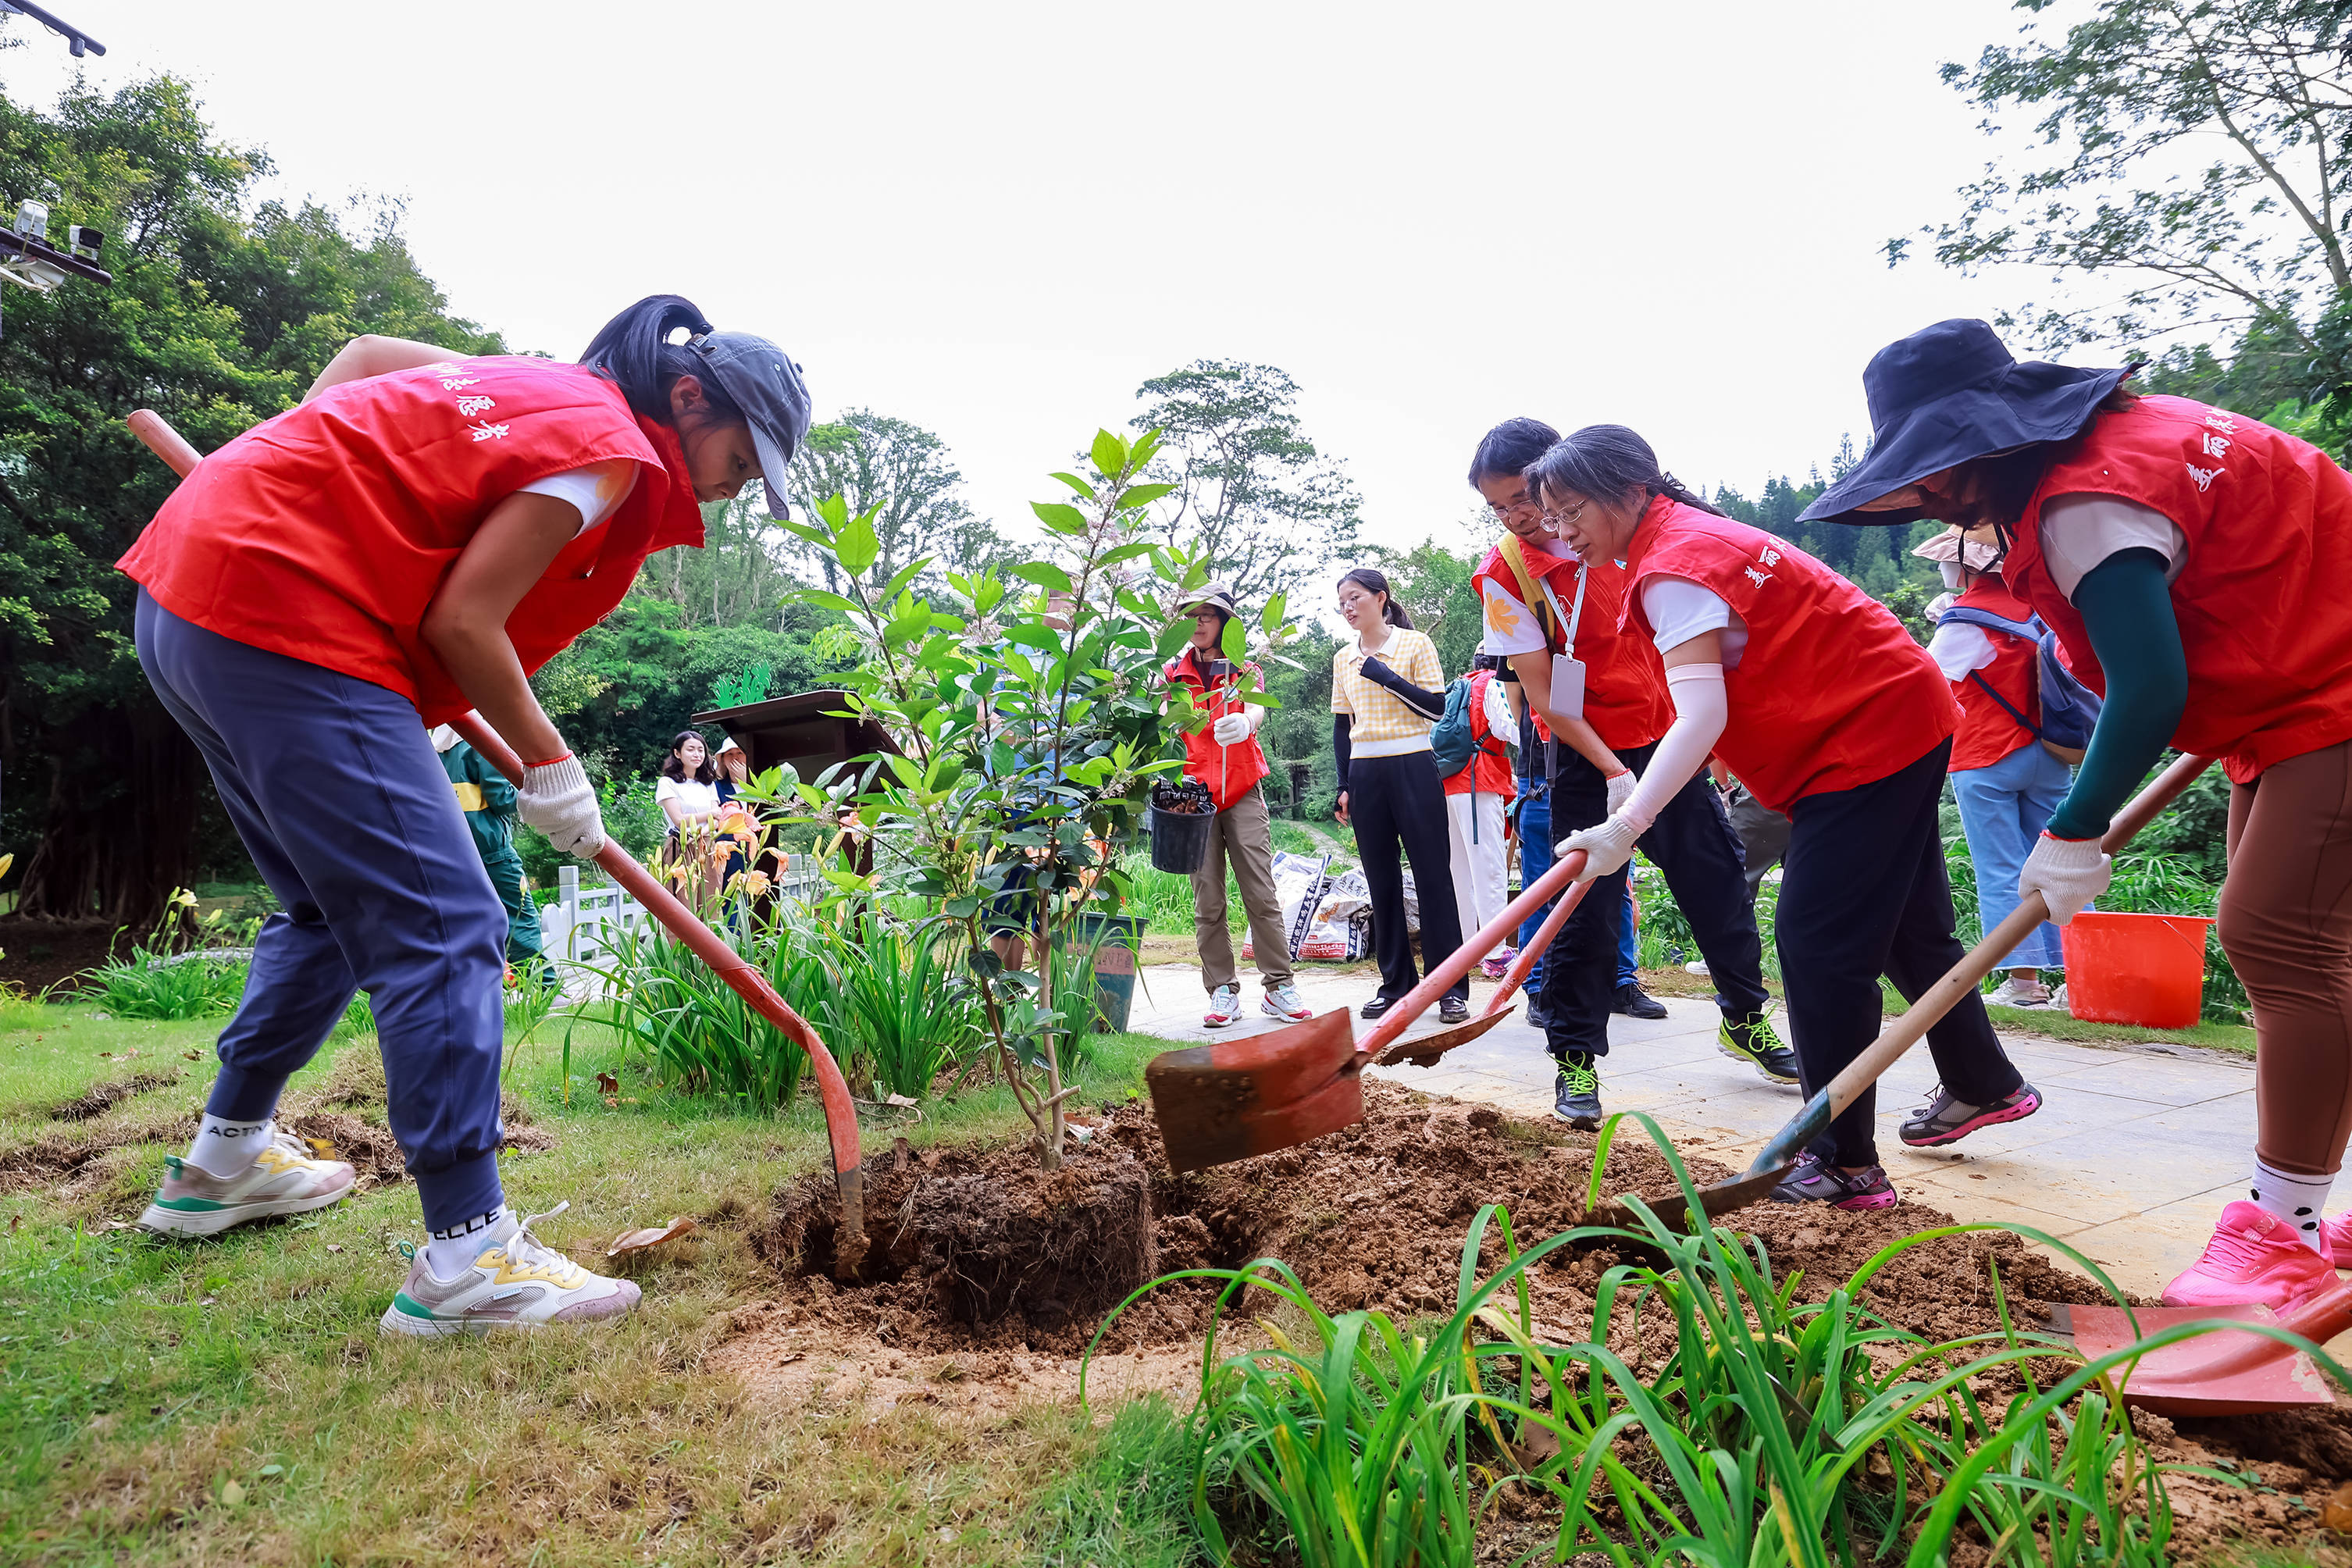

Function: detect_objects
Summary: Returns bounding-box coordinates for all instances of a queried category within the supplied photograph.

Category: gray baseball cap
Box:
[687,331,812,519]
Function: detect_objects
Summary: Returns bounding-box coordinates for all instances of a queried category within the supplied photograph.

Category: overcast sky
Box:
[9,1,2081,566]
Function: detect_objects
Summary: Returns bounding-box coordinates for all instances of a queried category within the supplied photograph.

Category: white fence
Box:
[537,857,825,971]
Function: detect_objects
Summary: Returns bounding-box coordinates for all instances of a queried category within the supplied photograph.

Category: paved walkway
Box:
[1128,961,2259,1300]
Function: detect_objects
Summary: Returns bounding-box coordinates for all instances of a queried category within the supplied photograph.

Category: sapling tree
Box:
[773,427,1305,1169]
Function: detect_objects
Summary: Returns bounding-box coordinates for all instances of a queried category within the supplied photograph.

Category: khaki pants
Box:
[1192,786,1295,992]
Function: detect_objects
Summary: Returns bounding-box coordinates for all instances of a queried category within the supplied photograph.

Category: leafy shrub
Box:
[80,947,248,1020]
[822,909,982,1097]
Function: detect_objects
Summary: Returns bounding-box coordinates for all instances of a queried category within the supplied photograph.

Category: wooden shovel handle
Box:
[1759,752,2215,1167]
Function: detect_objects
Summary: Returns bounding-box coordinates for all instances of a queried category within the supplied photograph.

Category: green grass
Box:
[0,996,1192,1565]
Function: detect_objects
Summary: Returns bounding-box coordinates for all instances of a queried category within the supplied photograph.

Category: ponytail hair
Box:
[579,294,746,428]
[1337,567,1415,629]
[1523,424,1729,520]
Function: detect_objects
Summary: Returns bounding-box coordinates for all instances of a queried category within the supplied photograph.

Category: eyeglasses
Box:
[1539,499,1592,531]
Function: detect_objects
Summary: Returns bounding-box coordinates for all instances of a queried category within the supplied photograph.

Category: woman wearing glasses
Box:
[1806,319,2352,1307]
[1533,425,2040,1210]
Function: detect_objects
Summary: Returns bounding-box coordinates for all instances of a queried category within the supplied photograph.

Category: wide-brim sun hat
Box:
[1177,581,1241,620]
[1910,524,2003,573]
[1800,319,2133,526]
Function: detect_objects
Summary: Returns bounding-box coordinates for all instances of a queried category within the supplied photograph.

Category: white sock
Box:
[2250,1160,2333,1253]
[425,1206,511,1280]
[185,1115,275,1179]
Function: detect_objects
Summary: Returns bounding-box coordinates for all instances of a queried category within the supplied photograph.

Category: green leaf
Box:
[1031,501,1089,535]
[790,588,867,620]
[1091,429,1128,480]
[817,493,850,529]
[1221,616,1248,663]
[1155,621,1195,659]
[1130,429,1164,470]
[1261,590,1287,633]
[1114,481,1176,511]
[877,555,935,607]
[1004,622,1064,653]
[1099,541,1156,567]
[836,510,880,574]
[1049,471,1097,501]
[1010,561,1074,593]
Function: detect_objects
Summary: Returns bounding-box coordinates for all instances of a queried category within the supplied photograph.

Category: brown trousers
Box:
[1192,786,1295,992]
[2225,739,2352,1175]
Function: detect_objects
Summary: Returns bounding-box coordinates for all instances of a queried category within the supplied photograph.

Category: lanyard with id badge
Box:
[1540,566,1589,722]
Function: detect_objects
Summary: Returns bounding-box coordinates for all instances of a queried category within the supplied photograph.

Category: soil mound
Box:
[47,1070,183,1122]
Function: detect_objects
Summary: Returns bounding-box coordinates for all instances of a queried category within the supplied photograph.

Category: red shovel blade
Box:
[1146,1009,1361,1174]
[2048,1282,2352,1417]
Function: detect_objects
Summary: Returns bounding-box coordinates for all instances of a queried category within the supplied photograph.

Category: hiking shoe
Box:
[1898,1082,2042,1148]
[1260,983,1312,1022]
[139,1131,357,1238]
[1438,996,1470,1024]
[1480,957,1511,980]
[1684,959,1711,978]
[2163,1201,2340,1310]
[1203,985,1242,1028]
[1552,1053,1602,1129]
[379,1203,641,1336]
[1983,976,2054,1009]
[1717,1010,1801,1085]
[1769,1151,1896,1210]
[1360,996,1397,1021]
[1614,983,1668,1020]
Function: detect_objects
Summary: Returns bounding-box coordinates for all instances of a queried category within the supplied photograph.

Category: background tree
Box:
[782,410,998,591]
[0,62,502,928]
[1129,359,1363,605]
[1362,533,1483,676]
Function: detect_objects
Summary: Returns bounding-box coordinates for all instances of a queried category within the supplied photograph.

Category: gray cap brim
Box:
[751,426,793,520]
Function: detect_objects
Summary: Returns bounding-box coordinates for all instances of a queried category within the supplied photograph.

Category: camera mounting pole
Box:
[0,0,104,57]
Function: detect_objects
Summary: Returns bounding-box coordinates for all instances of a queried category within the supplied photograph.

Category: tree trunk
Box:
[14,696,202,933]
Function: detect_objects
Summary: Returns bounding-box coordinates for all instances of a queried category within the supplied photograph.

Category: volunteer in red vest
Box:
[118,294,811,1335]
[1919,526,2069,1008]
[1160,584,1313,1028]
[1441,654,1520,980]
[1534,424,2040,1208]
[1808,318,2352,1303]
[1468,418,1791,1131]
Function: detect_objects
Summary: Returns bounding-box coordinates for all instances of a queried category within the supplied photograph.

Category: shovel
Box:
[1149,844,1598,1171]
[1590,750,2215,1233]
[2040,1280,2352,1417]
[125,409,871,1277]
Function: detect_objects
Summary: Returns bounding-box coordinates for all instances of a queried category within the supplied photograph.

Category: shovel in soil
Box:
[125,409,871,1277]
[1148,846,1598,1171]
[1589,751,2216,1234]
[2040,1281,2352,1417]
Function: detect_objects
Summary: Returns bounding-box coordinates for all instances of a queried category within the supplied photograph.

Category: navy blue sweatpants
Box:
[137,592,508,1230]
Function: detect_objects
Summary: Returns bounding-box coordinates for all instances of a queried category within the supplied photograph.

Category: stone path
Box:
[1127,960,2261,1300]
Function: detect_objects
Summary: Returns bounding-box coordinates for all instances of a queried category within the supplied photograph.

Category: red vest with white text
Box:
[1620,498,1956,812]
[2005,395,2352,784]
[1947,577,2040,772]
[1162,648,1270,811]
[1470,540,1670,751]
[119,356,707,725]
[1441,669,1518,802]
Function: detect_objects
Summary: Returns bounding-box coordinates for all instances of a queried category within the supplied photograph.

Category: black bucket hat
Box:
[1800,319,2133,526]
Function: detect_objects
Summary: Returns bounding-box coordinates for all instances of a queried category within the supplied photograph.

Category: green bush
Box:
[79,947,248,1020]
[822,909,983,1097]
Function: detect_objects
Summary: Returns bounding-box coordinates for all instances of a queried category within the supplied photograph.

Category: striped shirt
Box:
[1331,629,1445,756]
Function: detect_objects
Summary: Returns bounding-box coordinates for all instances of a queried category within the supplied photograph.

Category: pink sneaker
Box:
[2322,1211,2352,1269]
[2162,1201,2340,1310]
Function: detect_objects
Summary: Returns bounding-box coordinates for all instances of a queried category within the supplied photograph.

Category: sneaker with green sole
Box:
[138,1131,356,1238]
[379,1203,641,1337]
[1717,1010,1801,1085]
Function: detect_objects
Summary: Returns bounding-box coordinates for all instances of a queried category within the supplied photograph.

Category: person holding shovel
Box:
[119,293,812,1334]
[1467,418,1792,1131]
[1531,424,2040,1208]
[1160,584,1313,1028]
[1808,319,2352,1303]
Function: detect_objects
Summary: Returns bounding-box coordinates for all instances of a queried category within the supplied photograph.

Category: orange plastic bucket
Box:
[2058,911,2213,1029]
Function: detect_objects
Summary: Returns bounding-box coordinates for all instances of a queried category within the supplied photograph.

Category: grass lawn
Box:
[0,992,1203,1566]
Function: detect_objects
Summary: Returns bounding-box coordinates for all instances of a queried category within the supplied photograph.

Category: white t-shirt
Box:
[1640,577,1752,668]
[2038,494,2186,600]
[654,775,720,821]
[519,458,642,536]
[1475,669,1516,745]
[1477,540,1585,658]
[1926,622,1998,681]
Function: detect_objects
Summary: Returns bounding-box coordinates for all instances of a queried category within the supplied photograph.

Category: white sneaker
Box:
[1684,960,1711,978]
[1984,978,2054,1010]
[1203,985,1242,1028]
[1261,983,1312,1021]
[380,1203,640,1336]
[139,1131,356,1238]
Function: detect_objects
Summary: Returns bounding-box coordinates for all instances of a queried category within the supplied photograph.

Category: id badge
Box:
[1551,654,1586,722]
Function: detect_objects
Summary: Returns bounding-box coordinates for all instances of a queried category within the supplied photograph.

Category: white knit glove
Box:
[1557,813,1641,882]
[1604,769,1637,818]
[516,754,606,858]
[1211,711,1253,746]
[2018,832,2108,926]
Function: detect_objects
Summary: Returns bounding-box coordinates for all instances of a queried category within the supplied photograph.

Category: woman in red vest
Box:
[1919,526,2070,1007]
[1808,318,2352,1306]
[1533,426,2040,1210]
[117,294,811,1335]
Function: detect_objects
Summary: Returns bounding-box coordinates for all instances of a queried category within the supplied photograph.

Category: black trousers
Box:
[1778,739,2023,1167]
[1349,750,1469,1004]
[1540,741,1769,1061]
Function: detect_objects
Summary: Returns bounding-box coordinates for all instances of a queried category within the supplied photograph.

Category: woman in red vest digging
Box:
[1808,319,2352,1308]
[1160,583,1313,1028]
[1531,426,2040,1210]
[116,294,812,1335]
[1919,526,2070,1008]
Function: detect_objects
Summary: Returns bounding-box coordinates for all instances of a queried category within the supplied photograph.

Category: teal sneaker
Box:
[138,1131,356,1238]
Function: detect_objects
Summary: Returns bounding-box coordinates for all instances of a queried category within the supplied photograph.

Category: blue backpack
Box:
[1429,678,1480,777]
[1937,604,2103,759]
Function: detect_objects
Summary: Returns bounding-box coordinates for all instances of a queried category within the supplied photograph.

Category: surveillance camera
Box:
[12,199,48,239]
[68,224,100,261]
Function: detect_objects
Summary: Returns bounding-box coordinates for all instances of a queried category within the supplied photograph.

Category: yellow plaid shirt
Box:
[1331,629,1445,754]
